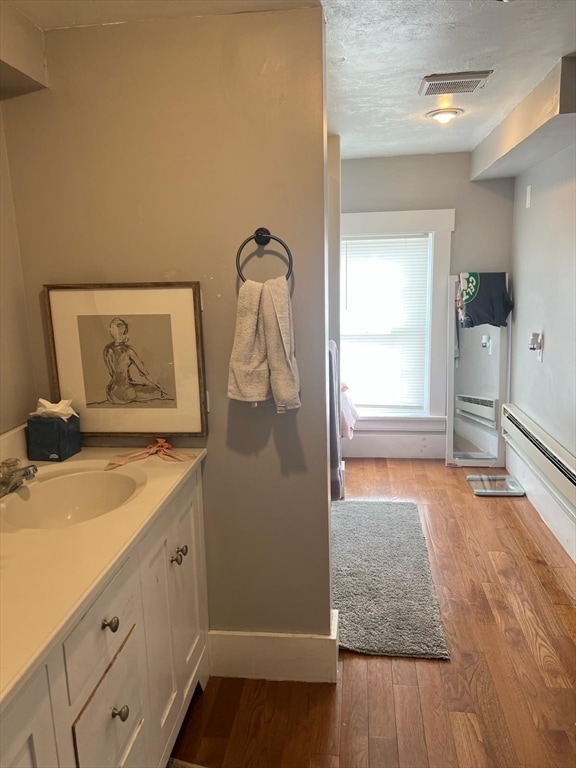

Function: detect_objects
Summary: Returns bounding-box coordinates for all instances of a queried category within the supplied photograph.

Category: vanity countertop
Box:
[0,446,206,713]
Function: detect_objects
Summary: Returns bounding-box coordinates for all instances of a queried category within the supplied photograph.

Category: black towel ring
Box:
[236,227,293,282]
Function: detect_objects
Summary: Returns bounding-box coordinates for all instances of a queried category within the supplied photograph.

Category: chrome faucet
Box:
[0,459,38,499]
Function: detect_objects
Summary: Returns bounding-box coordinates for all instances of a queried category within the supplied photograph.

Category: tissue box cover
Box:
[26,416,81,462]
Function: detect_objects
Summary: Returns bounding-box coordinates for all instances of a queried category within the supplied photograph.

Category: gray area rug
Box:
[331,500,450,659]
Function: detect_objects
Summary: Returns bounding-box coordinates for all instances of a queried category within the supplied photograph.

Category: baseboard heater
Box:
[456,394,498,429]
[501,403,576,510]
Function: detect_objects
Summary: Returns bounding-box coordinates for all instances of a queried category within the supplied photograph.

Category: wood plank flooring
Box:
[171,458,576,767]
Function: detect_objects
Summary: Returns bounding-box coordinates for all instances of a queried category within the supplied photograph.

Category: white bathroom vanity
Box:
[0,447,209,768]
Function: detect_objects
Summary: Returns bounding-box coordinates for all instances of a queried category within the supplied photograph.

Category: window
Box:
[340,210,455,423]
[341,233,432,415]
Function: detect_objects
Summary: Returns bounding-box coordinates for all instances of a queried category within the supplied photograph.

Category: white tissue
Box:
[29,398,79,421]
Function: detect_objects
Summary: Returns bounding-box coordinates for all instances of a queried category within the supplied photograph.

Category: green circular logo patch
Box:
[461,272,480,304]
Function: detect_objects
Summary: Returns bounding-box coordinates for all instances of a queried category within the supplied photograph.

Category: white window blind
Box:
[340,234,432,414]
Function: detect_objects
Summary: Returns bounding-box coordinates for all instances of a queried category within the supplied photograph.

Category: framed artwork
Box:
[44,282,208,437]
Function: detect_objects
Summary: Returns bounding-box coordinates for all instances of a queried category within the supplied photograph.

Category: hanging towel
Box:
[458,272,513,328]
[227,279,273,406]
[261,276,301,413]
[340,383,359,440]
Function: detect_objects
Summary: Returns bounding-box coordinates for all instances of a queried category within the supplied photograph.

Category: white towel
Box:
[340,383,359,439]
[227,280,273,406]
[227,276,300,413]
[261,276,300,413]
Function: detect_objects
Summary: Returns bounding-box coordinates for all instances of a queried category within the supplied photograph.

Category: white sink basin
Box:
[0,464,147,531]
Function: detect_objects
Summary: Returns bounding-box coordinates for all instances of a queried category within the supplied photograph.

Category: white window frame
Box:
[341,209,455,431]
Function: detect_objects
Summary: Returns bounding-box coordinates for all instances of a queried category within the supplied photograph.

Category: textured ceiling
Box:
[4,0,576,159]
[324,0,576,159]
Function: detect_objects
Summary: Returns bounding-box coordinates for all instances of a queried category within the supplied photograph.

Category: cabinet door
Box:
[0,666,59,768]
[138,469,208,768]
[139,525,179,767]
[168,486,202,705]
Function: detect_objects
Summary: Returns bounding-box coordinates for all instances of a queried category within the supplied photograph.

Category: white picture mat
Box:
[48,286,203,434]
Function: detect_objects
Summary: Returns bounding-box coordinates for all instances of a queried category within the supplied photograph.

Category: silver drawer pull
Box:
[177,545,189,557]
[111,705,130,722]
[101,616,120,633]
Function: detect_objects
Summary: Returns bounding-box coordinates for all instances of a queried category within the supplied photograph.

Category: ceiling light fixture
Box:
[426,108,464,124]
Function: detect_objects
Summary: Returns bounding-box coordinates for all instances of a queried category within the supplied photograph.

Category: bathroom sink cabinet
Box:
[0,456,208,768]
[45,554,150,768]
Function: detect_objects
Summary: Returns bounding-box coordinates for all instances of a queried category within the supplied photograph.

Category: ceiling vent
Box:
[419,71,493,96]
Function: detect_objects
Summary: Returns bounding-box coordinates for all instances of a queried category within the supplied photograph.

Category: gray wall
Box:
[511,144,576,455]
[340,152,515,460]
[1,9,332,636]
[327,135,341,346]
[0,113,37,432]
[342,152,515,274]
[341,148,576,463]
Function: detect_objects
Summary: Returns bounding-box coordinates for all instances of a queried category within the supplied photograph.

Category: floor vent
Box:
[419,71,493,95]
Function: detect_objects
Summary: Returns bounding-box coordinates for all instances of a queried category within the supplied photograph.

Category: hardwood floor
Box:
[171,458,576,767]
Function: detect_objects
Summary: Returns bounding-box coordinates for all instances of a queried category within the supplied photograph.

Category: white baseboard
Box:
[342,432,445,459]
[506,446,576,562]
[0,424,27,462]
[208,610,339,683]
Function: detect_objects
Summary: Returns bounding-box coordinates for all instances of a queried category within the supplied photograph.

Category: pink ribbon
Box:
[105,438,195,470]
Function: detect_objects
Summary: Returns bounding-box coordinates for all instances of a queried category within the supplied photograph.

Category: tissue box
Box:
[26,416,81,462]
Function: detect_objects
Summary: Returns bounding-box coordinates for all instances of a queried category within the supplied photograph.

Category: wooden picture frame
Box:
[44,282,208,437]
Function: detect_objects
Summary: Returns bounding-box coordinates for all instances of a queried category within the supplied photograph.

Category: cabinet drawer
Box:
[64,558,138,705]
[73,628,143,768]
[118,715,147,768]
